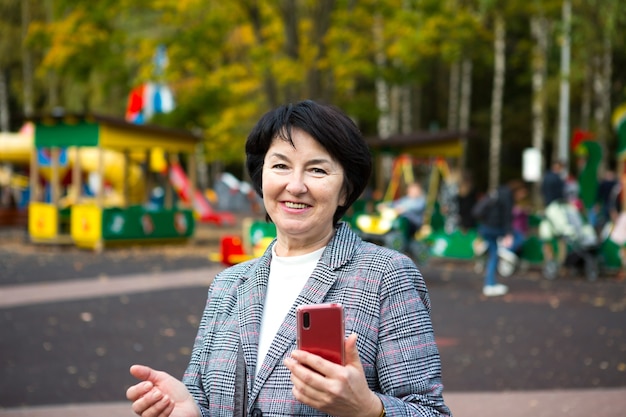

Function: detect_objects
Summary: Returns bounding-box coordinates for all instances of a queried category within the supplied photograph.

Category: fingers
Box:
[126,380,153,401]
[344,333,359,365]
[285,357,328,407]
[286,337,376,416]
[129,386,173,417]
[130,364,156,382]
[129,365,174,392]
[288,333,361,380]
[288,349,340,379]
[128,365,175,417]
[285,353,329,395]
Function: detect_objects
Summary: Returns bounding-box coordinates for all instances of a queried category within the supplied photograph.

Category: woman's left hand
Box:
[284,333,383,417]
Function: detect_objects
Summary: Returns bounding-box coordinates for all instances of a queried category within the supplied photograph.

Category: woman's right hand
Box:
[126,364,201,417]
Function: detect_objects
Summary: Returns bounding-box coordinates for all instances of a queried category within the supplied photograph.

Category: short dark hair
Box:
[245,100,372,224]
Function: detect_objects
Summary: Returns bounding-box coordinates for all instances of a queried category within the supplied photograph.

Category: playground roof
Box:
[31,113,200,153]
[365,130,472,158]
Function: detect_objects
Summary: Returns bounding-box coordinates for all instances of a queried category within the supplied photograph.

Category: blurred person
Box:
[608,181,625,279]
[456,172,478,233]
[376,181,427,249]
[439,167,460,233]
[541,160,565,207]
[509,180,530,255]
[564,175,583,212]
[594,168,619,231]
[473,183,515,297]
[126,100,451,416]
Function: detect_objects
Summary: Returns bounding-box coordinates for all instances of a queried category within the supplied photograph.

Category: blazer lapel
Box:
[248,260,339,400]
[237,251,271,399]
[246,224,359,404]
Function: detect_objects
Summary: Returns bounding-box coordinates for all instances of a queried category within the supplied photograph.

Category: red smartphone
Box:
[296,303,345,365]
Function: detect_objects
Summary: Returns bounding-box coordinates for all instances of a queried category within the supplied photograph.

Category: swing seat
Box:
[355,208,397,235]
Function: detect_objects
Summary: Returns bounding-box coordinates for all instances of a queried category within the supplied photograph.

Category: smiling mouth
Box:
[284,202,310,209]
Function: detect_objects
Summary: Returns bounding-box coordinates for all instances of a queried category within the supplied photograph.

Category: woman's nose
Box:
[285,173,307,195]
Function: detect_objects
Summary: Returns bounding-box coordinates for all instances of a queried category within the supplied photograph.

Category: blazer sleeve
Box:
[374,253,452,416]
[182,279,216,417]
[182,260,256,417]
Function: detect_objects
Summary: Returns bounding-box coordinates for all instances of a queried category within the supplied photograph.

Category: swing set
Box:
[356,130,477,261]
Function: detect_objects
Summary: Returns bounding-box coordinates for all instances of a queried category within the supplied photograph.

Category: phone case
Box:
[296,303,345,365]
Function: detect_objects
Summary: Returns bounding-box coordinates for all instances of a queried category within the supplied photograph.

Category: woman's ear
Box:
[339,186,348,207]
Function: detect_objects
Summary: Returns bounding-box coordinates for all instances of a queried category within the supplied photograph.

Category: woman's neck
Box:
[273,228,335,257]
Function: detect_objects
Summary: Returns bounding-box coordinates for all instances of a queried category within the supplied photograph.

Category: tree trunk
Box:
[45,0,59,111]
[580,63,592,131]
[306,0,335,102]
[242,1,279,107]
[489,14,505,191]
[447,60,460,130]
[390,85,400,136]
[279,0,299,103]
[530,15,549,206]
[21,0,34,117]
[596,34,612,170]
[459,57,472,171]
[374,13,391,139]
[0,70,8,132]
[413,83,422,131]
[375,78,391,138]
[373,13,392,194]
[401,85,411,134]
[557,0,572,170]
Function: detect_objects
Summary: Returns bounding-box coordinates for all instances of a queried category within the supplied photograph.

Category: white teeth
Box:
[285,202,308,209]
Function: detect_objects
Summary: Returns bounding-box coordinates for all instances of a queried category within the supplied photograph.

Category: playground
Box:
[0,115,235,252]
[350,126,625,280]
[1,106,625,279]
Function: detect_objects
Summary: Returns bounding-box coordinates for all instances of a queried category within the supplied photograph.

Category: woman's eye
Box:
[311,167,328,175]
[272,163,288,170]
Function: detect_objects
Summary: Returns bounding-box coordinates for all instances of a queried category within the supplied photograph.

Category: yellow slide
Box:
[0,131,32,165]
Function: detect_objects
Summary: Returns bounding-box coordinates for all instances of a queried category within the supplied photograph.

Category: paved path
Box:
[1,388,625,416]
[1,229,625,416]
[0,266,222,308]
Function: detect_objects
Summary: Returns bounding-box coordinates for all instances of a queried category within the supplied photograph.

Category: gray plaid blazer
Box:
[183,222,451,416]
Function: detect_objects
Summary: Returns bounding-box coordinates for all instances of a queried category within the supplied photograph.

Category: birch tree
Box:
[556,0,572,169]
[0,0,21,131]
[530,13,550,203]
[582,0,625,170]
[21,0,34,117]
[447,60,460,131]
[373,13,392,140]
[0,0,38,129]
[488,12,506,190]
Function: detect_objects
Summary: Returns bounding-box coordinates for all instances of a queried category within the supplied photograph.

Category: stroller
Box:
[538,199,601,281]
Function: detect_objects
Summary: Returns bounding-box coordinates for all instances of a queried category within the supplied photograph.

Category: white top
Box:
[255,245,325,376]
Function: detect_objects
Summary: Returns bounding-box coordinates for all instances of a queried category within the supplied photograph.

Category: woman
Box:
[126,100,451,416]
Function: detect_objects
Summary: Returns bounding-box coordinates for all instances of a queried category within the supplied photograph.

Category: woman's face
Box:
[262,128,346,252]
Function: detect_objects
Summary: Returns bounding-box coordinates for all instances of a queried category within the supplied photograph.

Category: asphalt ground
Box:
[1,222,625,416]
